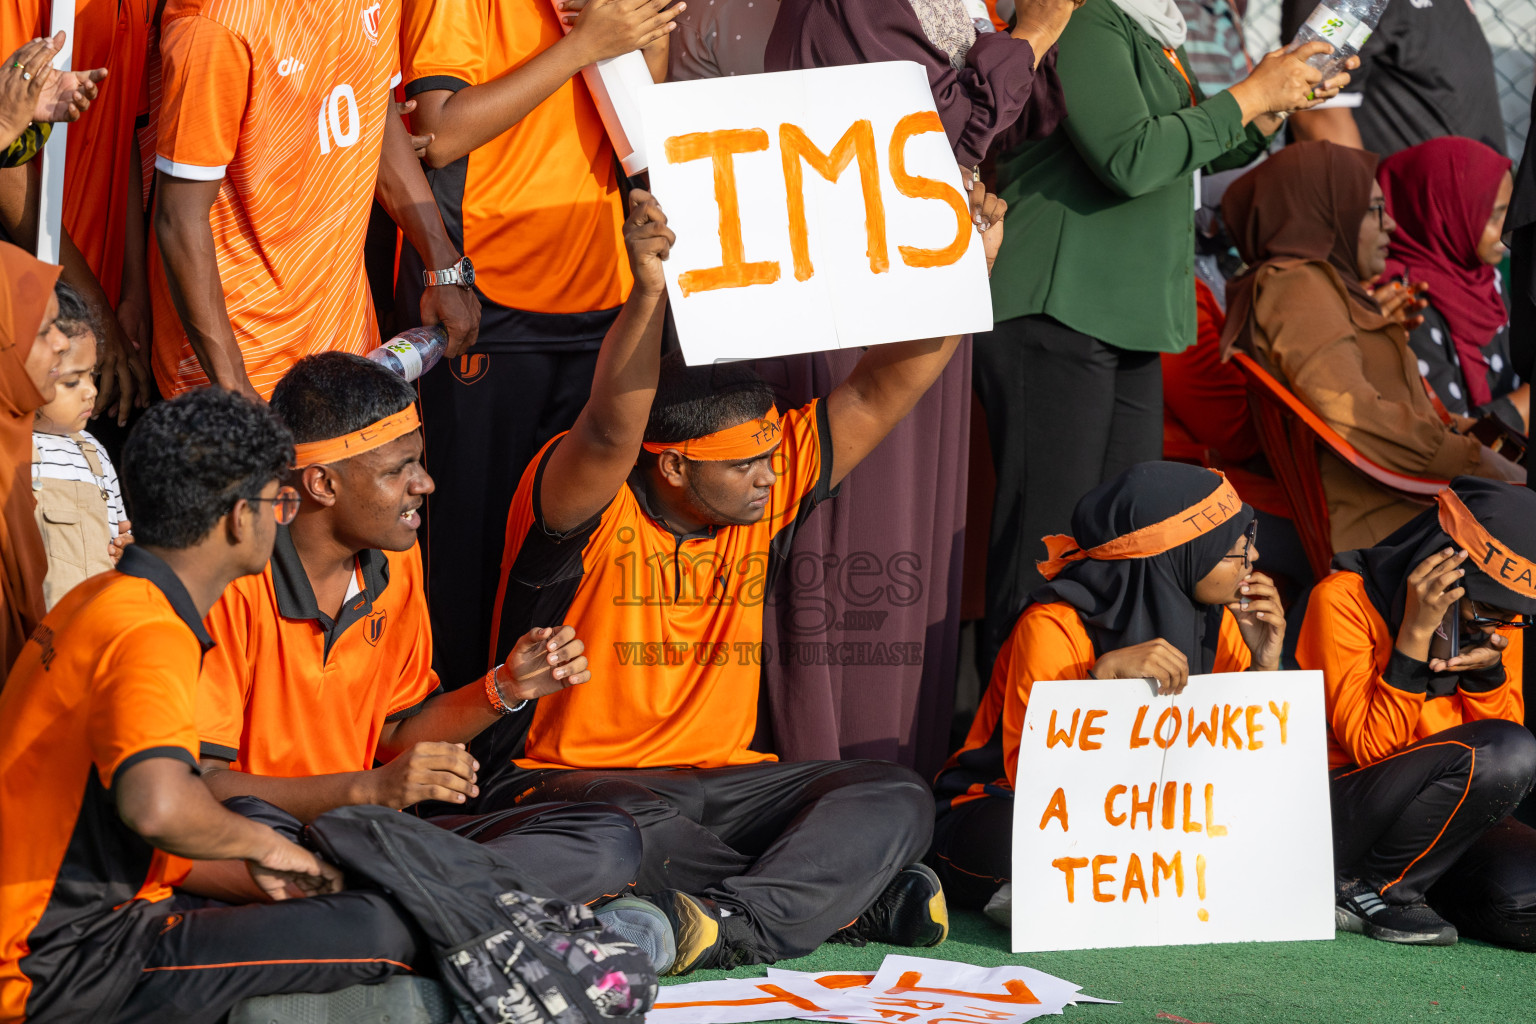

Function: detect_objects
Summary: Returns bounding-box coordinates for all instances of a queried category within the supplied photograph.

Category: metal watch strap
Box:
[483,668,528,716]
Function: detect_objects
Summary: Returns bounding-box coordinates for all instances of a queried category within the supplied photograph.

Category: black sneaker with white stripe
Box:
[1336,881,1457,946]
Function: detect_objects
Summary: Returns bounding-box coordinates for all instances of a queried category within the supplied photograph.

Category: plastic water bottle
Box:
[1287,0,1391,81]
[366,326,447,382]
[964,0,996,33]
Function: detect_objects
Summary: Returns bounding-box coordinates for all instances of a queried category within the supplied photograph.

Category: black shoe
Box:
[595,897,677,974]
[836,863,949,947]
[1336,882,1457,946]
[645,890,729,976]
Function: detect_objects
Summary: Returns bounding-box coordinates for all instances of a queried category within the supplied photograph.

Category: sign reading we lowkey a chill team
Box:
[640,61,994,365]
[1011,672,1336,952]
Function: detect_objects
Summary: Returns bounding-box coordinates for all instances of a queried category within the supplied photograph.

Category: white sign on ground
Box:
[639,61,994,365]
[1011,672,1335,952]
[648,955,1110,1024]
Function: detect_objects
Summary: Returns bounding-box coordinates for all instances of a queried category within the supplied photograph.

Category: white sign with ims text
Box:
[1011,672,1335,952]
[639,61,994,365]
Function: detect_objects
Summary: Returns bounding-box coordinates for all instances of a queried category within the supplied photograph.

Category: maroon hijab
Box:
[1219,141,1384,360]
[1379,137,1512,407]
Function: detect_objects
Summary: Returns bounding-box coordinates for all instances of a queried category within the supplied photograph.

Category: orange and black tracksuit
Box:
[0,546,424,1024]
[1299,570,1536,949]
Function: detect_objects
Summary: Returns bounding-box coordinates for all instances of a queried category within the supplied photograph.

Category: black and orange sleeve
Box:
[156,14,250,181]
[991,602,1099,790]
[400,0,486,96]
[1298,573,1426,767]
[87,620,203,789]
[1457,627,1525,725]
[765,400,837,542]
[197,584,259,763]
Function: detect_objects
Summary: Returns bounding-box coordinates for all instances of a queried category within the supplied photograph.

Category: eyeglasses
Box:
[1223,519,1258,564]
[1366,198,1387,230]
[243,486,300,526]
[1467,604,1532,630]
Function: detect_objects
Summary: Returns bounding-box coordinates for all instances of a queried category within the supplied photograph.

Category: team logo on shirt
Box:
[364,610,388,647]
[451,353,489,385]
[361,2,382,45]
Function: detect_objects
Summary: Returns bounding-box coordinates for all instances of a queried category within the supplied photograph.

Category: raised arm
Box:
[407,0,678,170]
[538,191,673,532]
[374,111,480,358]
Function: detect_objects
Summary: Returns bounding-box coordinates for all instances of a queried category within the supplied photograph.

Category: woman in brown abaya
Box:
[1220,141,1519,553]
[754,0,1073,775]
[1,240,67,677]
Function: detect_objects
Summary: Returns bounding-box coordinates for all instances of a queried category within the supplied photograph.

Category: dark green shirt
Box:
[989,1,1270,353]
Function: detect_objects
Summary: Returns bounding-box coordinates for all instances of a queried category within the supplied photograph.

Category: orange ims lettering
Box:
[1038,787,1070,831]
[888,111,970,268]
[1052,856,1089,902]
[665,129,781,295]
[780,121,888,281]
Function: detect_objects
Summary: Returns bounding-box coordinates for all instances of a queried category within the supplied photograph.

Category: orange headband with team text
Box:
[641,406,783,461]
[1037,473,1244,580]
[291,406,421,468]
[1436,488,1536,599]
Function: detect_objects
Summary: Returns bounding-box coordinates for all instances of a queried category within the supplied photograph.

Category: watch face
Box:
[458,256,475,287]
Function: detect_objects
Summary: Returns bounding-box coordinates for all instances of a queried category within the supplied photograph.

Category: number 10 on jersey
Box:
[317,84,361,154]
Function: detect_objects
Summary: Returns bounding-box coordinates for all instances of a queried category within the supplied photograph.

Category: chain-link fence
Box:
[1242,0,1536,158]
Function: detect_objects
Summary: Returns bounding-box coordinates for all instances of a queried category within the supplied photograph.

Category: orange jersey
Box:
[198,529,440,777]
[1297,571,1525,769]
[0,1,151,307]
[492,402,835,770]
[0,548,206,1022]
[148,0,403,398]
[399,0,630,314]
[936,601,1252,807]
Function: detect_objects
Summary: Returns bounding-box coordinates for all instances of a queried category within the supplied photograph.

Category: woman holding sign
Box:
[930,462,1285,912]
[1298,477,1536,949]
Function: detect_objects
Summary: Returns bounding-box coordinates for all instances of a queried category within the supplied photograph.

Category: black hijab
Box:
[1333,477,1536,636]
[1028,462,1255,674]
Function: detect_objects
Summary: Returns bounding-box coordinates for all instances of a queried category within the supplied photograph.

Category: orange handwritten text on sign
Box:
[663,112,971,295]
[884,972,1041,1005]
[654,983,826,1013]
[666,129,782,297]
[781,121,888,280]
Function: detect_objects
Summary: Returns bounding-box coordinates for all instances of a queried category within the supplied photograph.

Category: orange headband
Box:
[290,406,421,468]
[1436,488,1536,599]
[641,406,783,461]
[1037,473,1245,580]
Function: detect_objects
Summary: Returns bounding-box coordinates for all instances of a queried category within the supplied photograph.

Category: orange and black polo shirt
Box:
[198,526,441,776]
[0,546,210,1023]
[934,601,1252,813]
[491,401,836,771]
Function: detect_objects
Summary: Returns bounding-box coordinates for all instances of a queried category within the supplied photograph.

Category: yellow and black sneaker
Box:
[648,890,730,976]
[835,864,949,947]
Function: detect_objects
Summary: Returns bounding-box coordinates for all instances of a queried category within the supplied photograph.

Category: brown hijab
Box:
[1219,141,1389,360]
[1,241,62,679]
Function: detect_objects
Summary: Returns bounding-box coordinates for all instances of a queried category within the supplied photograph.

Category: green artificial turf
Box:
[661,910,1536,1023]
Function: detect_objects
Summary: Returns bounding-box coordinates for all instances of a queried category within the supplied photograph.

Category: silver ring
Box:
[20,71,31,82]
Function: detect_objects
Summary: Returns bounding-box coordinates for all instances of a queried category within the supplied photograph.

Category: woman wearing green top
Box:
[973,0,1355,674]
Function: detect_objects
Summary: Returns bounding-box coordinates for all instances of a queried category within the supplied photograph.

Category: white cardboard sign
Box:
[639,62,994,365]
[548,2,652,174]
[648,955,1109,1024]
[1011,672,1335,952]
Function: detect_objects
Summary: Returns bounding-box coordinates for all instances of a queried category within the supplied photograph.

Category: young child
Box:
[31,284,129,609]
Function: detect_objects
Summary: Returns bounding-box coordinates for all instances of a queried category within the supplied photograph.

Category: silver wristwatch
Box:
[423,255,475,289]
